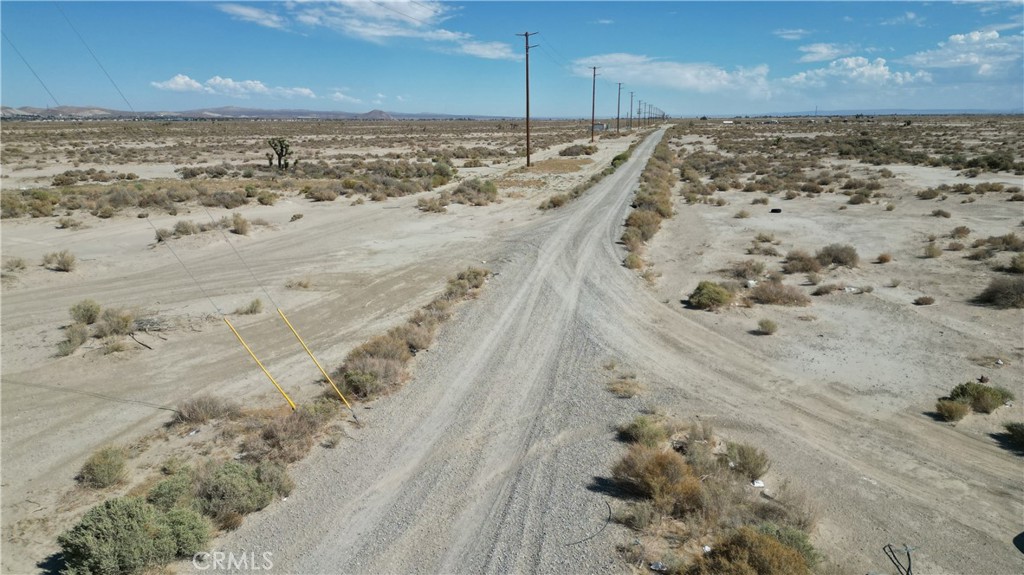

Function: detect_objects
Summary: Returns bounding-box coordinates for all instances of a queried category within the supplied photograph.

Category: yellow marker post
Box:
[277,309,356,415]
[223,317,296,411]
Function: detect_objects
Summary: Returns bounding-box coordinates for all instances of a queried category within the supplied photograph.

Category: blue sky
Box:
[2,1,1022,116]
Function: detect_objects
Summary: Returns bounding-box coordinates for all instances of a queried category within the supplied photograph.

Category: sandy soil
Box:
[2,121,1022,575]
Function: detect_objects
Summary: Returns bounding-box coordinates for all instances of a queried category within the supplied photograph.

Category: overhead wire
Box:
[53,1,135,113]
[2,31,61,108]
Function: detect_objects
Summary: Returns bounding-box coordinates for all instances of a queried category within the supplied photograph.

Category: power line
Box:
[54,2,135,113]
[2,31,61,108]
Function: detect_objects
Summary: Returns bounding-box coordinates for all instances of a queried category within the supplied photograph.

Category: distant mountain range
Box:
[0,105,513,120]
[1,104,1020,120]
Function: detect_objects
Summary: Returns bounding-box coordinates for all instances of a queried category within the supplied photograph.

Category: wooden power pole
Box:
[517,32,538,166]
[616,82,622,133]
[590,66,598,143]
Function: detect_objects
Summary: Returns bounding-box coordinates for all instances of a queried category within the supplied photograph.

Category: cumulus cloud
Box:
[150,74,205,92]
[881,11,925,26]
[902,29,1023,75]
[216,4,286,29]
[774,28,811,40]
[798,43,853,62]
[151,74,316,99]
[330,91,363,104]
[573,53,772,98]
[457,40,519,60]
[784,57,931,88]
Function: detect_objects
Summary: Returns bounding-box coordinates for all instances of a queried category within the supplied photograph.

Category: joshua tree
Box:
[268,138,291,169]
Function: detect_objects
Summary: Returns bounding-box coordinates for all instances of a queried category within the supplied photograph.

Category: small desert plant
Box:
[70,299,102,324]
[750,282,811,306]
[734,209,751,219]
[811,284,842,296]
[687,526,811,575]
[1007,253,1024,274]
[58,216,82,229]
[285,277,312,289]
[102,337,128,355]
[815,244,859,268]
[913,296,935,305]
[923,243,943,258]
[611,444,700,513]
[936,399,970,422]
[877,252,893,264]
[79,446,128,488]
[614,501,657,531]
[727,442,771,481]
[618,415,669,447]
[730,259,765,280]
[231,213,250,235]
[974,276,1024,308]
[3,257,27,272]
[689,281,734,310]
[235,298,263,315]
[606,375,643,398]
[154,228,173,242]
[57,322,90,356]
[951,225,971,239]
[932,209,952,218]
[804,272,821,285]
[949,381,1015,414]
[757,319,778,335]
[290,213,304,222]
[43,250,76,271]
[624,253,644,269]
[782,250,821,274]
[947,241,965,251]
[194,460,275,520]
[175,395,241,425]
[95,308,136,337]
[173,220,200,236]
[1003,422,1024,449]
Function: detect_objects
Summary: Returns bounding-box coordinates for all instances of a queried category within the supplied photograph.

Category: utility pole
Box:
[615,82,622,133]
[516,32,538,167]
[637,100,643,129]
[628,91,634,130]
[590,66,598,143]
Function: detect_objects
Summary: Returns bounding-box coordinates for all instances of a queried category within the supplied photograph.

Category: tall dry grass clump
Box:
[78,446,128,488]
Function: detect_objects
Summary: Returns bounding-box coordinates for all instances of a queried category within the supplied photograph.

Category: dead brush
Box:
[239,402,336,463]
[750,281,811,306]
[606,374,644,398]
[174,395,242,425]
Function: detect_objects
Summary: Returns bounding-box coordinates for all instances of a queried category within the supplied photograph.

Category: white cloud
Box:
[458,40,519,60]
[594,19,614,25]
[902,29,1023,75]
[150,74,206,92]
[881,11,925,26]
[784,57,931,88]
[773,28,811,40]
[798,43,853,62]
[216,4,286,29]
[330,91,363,104]
[151,74,316,99]
[573,53,771,98]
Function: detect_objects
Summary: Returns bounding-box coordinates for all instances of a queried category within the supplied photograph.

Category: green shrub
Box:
[949,381,1015,414]
[58,497,176,575]
[195,461,274,519]
[618,415,669,447]
[757,522,819,567]
[727,442,771,481]
[624,253,644,269]
[686,526,810,575]
[689,281,734,310]
[79,446,128,488]
[70,299,102,324]
[815,244,859,267]
[147,472,194,511]
[255,461,294,497]
[1003,422,1024,449]
[936,399,970,422]
[161,507,210,556]
[975,276,1024,308]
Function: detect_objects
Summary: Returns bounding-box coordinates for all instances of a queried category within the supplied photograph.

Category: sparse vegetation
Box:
[234,298,264,315]
[913,296,935,306]
[757,319,778,335]
[815,244,859,268]
[782,250,821,274]
[936,399,970,422]
[877,252,893,264]
[70,299,102,324]
[78,446,128,488]
[750,281,811,306]
[42,249,76,272]
[923,243,943,258]
[57,322,89,356]
[945,381,1015,415]
[606,374,643,398]
[1003,422,1024,449]
[231,213,250,235]
[974,276,1024,308]
[688,281,734,310]
[175,395,241,425]
[95,308,136,337]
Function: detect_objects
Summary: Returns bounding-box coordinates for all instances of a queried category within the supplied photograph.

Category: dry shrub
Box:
[782,250,821,274]
[417,195,450,213]
[730,259,765,280]
[390,323,434,353]
[913,296,935,305]
[974,276,1024,308]
[949,381,1015,414]
[734,209,751,219]
[57,323,89,356]
[621,227,643,252]
[234,299,263,315]
[936,399,969,422]
[757,319,778,335]
[3,257,27,272]
[173,220,200,236]
[194,461,274,521]
[1004,423,1024,449]
[70,299,101,324]
[923,243,943,258]
[606,375,643,398]
[239,403,335,463]
[230,213,250,235]
[727,442,771,481]
[687,526,810,575]
[750,282,810,306]
[614,501,657,531]
[815,244,859,268]
[618,415,669,447]
[877,252,893,264]
[285,277,311,289]
[43,250,77,272]
[624,253,644,269]
[79,446,128,488]
[1007,253,1024,274]
[811,283,842,296]
[689,281,734,310]
[626,210,662,241]
[932,209,952,218]
[175,395,241,425]
[95,308,136,337]
[306,189,339,202]
[612,444,700,513]
[951,225,971,239]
